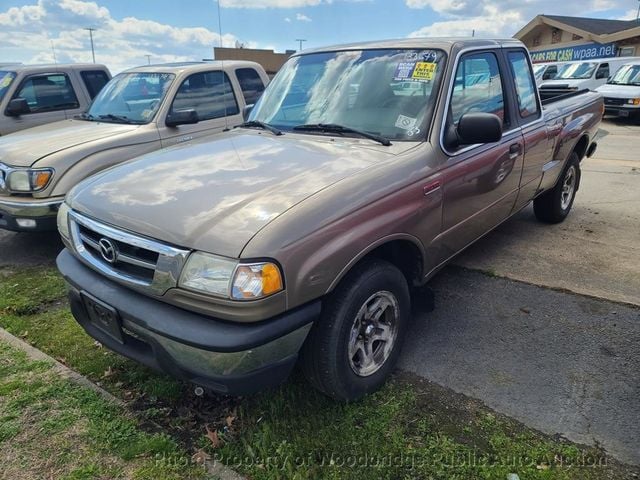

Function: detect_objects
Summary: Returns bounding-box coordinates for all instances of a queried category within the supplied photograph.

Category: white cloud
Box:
[296,12,312,21]
[619,9,638,20]
[220,0,323,8]
[284,16,292,22]
[0,0,258,73]
[406,0,631,38]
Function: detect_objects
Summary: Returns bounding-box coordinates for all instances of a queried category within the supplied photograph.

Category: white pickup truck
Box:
[0,63,111,136]
[0,61,269,231]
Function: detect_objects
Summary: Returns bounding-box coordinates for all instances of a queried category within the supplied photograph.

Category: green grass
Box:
[0,340,205,480]
[1,266,637,480]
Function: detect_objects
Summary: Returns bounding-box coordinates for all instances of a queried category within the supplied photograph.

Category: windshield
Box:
[249,48,447,141]
[85,72,175,124]
[608,64,640,85]
[0,71,16,103]
[533,65,545,80]
[556,62,597,80]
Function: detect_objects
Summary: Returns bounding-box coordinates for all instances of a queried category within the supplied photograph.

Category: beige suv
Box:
[0,61,268,231]
[0,64,111,135]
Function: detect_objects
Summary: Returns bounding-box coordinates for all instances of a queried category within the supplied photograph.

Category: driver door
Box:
[158,70,243,147]
[434,50,524,260]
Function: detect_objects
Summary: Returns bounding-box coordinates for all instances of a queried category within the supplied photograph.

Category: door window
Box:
[14,73,79,113]
[595,63,609,79]
[235,68,265,105]
[80,70,110,99]
[450,52,506,127]
[507,51,540,120]
[170,71,239,121]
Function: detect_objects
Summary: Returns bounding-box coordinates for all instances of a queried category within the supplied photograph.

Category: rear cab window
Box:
[171,70,240,120]
[235,68,266,105]
[80,70,110,99]
[13,73,79,114]
[507,50,541,121]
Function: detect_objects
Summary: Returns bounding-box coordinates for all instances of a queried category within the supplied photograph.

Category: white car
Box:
[596,62,640,120]
[533,62,559,85]
[540,57,634,94]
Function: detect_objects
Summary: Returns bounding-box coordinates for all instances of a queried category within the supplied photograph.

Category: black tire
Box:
[300,259,411,401]
[534,152,581,224]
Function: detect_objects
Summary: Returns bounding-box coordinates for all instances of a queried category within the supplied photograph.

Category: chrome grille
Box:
[68,211,190,295]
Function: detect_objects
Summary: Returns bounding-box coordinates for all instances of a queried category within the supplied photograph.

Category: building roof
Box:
[543,15,638,35]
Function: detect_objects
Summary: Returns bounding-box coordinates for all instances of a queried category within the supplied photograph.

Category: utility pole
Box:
[636,0,640,21]
[84,27,96,63]
[296,39,307,51]
[145,54,152,65]
[50,41,57,64]
[216,1,223,47]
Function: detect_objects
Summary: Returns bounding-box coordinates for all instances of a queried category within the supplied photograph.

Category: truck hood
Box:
[0,119,139,167]
[595,84,640,97]
[69,132,392,257]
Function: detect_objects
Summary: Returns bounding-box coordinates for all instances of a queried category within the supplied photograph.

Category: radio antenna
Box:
[216,1,230,131]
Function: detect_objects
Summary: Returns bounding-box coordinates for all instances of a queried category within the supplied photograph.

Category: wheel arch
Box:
[327,234,426,293]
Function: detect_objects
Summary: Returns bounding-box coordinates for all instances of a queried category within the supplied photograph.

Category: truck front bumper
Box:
[0,197,62,232]
[604,106,640,119]
[57,249,320,395]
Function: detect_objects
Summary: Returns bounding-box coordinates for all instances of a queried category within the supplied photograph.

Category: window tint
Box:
[542,65,557,80]
[81,70,110,99]
[507,51,540,119]
[235,68,265,105]
[450,52,505,127]
[596,63,609,79]
[15,74,79,113]
[171,71,239,121]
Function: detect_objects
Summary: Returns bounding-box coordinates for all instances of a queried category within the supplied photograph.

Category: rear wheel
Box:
[300,259,410,401]
[534,152,580,224]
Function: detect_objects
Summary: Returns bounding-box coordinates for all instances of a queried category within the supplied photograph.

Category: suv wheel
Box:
[534,152,581,224]
[300,259,410,401]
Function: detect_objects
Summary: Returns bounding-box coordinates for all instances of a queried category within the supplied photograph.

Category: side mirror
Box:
[453,113,503,147]
[6,98,30,117]
[242,104,254,121]
[166,109,199,127]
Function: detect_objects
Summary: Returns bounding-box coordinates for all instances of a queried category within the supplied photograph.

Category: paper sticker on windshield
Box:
[394,62,417,81]
[412,62,437,81]
[141,109,153,119]
[0,76,11,88]
[395,114,417,130]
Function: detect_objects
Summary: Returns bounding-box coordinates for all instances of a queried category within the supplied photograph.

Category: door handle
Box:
[423,180,441,197]
[509,143,521,160]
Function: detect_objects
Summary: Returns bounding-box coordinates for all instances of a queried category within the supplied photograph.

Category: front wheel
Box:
[534,152,581,224]
[300,259,410,401]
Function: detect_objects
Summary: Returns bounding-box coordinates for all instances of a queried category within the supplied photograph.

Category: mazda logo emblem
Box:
[98,238,118,264]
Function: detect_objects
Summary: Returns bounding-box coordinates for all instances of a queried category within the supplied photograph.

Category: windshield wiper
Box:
[77,112,96,121]
[237,120,282,136]
[97,114,132,124]
[293,123,391,146]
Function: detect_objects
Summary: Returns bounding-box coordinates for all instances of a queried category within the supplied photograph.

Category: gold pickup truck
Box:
[0,61,268,231]
[56,39,602,400]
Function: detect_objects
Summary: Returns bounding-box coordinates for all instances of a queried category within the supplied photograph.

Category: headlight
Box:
[627,98,640,105]
[179,251,284,300]
[6,168,53,192]
[57,202,70,240]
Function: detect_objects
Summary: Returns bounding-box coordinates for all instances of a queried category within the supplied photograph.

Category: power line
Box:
[84,27,96,63]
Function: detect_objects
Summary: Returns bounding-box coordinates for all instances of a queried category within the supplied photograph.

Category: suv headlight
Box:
[179,251,284,300]
[6,168,53,192]
[627,98,640,105]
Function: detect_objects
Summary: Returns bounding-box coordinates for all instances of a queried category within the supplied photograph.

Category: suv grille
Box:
[604,97,625,106]
[68,211,190,295]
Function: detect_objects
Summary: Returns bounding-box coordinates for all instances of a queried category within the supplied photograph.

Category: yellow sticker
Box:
[141,109,152,119]
[412,62,437,81]
[0,76,12,88]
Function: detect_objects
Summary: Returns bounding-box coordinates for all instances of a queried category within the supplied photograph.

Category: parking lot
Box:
[1,118,638,468]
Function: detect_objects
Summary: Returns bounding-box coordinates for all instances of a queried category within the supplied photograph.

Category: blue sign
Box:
[531,42,617,64]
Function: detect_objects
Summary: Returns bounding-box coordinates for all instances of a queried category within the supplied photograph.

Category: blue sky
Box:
[1,0,637,73]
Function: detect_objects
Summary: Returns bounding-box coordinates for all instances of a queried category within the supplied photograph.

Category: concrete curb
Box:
[0,327,247,480]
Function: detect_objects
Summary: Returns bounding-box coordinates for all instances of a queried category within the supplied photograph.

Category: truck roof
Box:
[123,60,265,75]
[2,63,109,73]
[299,38,524,56]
